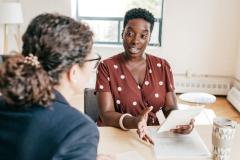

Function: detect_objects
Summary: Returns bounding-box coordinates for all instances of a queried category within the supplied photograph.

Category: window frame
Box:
[75,0,164,46]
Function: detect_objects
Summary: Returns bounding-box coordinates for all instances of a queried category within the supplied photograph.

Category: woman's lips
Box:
[129,47,140,53]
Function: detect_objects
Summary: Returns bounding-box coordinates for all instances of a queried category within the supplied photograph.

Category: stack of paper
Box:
[149,128,211,159]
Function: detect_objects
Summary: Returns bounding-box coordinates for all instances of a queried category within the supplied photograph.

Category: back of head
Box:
[123,8,155,33]
[22,13,93,84]
[0,54,54,107]
[0,13,94,108]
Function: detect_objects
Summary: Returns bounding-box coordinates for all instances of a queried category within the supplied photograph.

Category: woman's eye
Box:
[141,34,148,39]
[126,32,134,37]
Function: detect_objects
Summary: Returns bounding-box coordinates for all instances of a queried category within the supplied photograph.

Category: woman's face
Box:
[122,18,151,57]
[74,51,100,93]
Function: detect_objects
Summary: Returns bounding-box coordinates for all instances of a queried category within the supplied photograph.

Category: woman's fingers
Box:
[170,125,192,134]
[141,106,153,117]
[170,119,195,134]
[190,119,195,125]
[144,134,154,145]
[136,106,154,145]
[140,132,154,145]
[137,127,154,145]
[136,128,144,138]
[139,106,153,120]
[144,106,153,115]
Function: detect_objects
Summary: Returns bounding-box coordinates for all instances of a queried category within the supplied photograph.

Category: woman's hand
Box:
[136,106,154,145]
[170,119,195,134]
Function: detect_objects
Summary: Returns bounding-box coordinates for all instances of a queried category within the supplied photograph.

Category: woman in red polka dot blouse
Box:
[95,8,194,144]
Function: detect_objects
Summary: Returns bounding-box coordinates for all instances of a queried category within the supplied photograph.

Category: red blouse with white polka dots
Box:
[95,53,175,125]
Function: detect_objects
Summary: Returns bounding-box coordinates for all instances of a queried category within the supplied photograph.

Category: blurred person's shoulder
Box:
[32,90,98,134]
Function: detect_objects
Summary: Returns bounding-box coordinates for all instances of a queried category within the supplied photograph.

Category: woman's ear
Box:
[67,64,79,84]
[121,30,124,39]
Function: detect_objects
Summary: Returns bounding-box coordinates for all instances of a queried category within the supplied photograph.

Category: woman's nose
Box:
[131,35,140,45]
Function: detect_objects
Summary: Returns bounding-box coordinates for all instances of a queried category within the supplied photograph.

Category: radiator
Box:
[227,87,240,112]
[174,76,231,95]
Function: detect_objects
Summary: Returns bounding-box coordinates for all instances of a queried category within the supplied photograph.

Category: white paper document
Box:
[158,108,203,133]
[149,128,211,159]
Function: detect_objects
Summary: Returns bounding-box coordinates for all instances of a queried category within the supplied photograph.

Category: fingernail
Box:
[148,106,153,110]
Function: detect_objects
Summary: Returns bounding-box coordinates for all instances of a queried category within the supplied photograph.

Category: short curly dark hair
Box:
[123,8,155,33]
[22,13,93,85]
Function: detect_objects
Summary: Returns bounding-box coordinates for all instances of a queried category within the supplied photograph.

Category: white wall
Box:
[236,41,240,80]
[161,0,239,76]
[97,0,238,76]
[234,0,240,81]
[0,0,19,54]
[0,0,71,54]
[20,0,71,33]
[97,0,239,77]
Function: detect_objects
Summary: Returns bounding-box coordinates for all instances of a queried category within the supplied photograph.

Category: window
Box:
[75,0,164,46]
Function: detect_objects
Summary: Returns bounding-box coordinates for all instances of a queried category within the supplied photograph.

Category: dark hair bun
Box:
[0,55,54,107]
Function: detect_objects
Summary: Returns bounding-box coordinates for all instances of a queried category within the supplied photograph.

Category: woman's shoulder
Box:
[146,53,171,66]
[101,53,122,64]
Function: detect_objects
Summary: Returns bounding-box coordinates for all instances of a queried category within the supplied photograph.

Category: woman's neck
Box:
[53,77,75,104]
[54,86,73,103]
[122,52,146,62]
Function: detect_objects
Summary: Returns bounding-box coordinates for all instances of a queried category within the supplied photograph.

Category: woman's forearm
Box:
[162,106,178,117]
[101,111,138,129]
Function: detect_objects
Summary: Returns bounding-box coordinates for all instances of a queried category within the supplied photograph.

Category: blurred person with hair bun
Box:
[0,13,103,160]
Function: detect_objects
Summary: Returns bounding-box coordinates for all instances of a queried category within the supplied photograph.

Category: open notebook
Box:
[149,128,211,159]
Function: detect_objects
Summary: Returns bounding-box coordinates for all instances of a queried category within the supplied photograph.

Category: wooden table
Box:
[98,125,240,160]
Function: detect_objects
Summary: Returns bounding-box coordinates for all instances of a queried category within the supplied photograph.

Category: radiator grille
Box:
[174,76,231,95]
